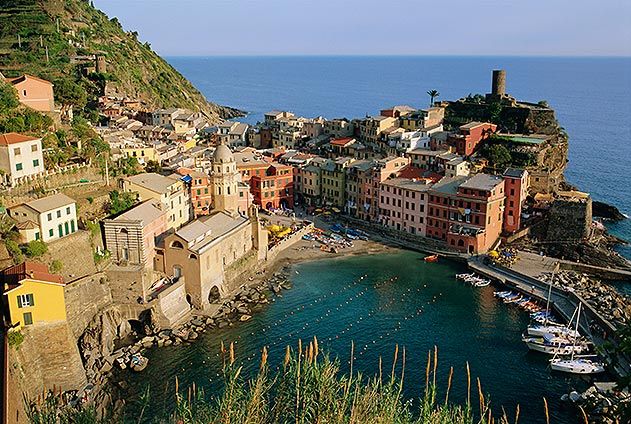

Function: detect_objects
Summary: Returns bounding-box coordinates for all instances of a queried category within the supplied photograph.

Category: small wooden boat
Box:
[130,354,148,372]
[424,254,439,263]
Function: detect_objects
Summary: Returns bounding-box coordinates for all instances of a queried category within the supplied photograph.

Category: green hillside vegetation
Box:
[0,0,239,122]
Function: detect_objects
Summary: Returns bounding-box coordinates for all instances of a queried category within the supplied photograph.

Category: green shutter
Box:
[28,293,34,307]
[17,296,22,308]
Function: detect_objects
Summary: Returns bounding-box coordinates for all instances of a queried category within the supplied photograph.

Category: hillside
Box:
[0,0,240,122]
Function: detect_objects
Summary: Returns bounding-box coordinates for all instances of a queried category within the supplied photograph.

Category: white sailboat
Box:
[523,333,589,355]
[527,262,561,334]
[550,303,606,374]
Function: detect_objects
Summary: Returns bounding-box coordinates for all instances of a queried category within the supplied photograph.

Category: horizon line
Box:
[162,53,631,59]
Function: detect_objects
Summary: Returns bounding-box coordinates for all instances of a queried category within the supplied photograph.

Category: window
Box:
[23,312,33,326]
[57,210,61,218]
[70,220,75,232]
[14,147,21,156]
[16,163,23,171]
[35,232,40,240]
[66,206,71,215]
[17,293,34,308]
[47,213,52,221]
[49,228,54,237]
[31,144,38,152]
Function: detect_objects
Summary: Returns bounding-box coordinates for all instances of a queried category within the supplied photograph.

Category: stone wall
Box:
[0,164,101,197]
[154,279,191,328]
[546,197,592,242]
[64,272,112,339]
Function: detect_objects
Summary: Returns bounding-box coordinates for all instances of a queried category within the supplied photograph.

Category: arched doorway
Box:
[208,286,221,303]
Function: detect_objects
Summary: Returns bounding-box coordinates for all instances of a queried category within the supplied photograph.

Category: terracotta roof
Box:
[0,133,39,146]
[7,74,53,86]
[330,137,355,147]
[2,261,64,292]
[15,220,39,230]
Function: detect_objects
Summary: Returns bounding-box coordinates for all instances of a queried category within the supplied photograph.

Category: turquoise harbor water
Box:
[123,252,593,423]
[169,56,631,259]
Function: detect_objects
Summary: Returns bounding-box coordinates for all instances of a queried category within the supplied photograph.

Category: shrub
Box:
[50,259,63,273]
[24,240,48,258]
[5,239,24,264]
[87,196,94,204]
[8,330,24,349]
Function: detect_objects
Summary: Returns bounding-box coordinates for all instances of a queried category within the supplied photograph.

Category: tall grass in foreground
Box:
[27,338,576,424]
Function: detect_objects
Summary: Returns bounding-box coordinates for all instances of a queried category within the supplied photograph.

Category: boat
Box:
[549,303,606,374]
[550,357,605,374]
[473,280,490,287]
[523,333,589,355]
[130,354,148,372]
[424,254,439,263]
[527,323,580,338]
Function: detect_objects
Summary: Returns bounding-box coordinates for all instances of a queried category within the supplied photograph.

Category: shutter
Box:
[17,296,22,308]
[28,293,34,307]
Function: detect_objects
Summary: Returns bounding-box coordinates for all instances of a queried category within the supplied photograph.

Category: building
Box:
[249,162,295,210]
[380,105,416,118]
[122,173,191,230]
[449,122,497,156]
[218,122,249,147]
[103,199,168,268]
[330,137,356,156]
[209,142,242,214]
[444,157,471,178]
[324,118,354,138]
[321,157,354,208]
[378,178,432,235]
[233,148,271,183]
[161,207,267,309]
[0,133,45,186]
[399,107,444,131]
[2,261,65,329]
[6,74,55,112]
[427,174,505,254]
[358,116,397,145]
[264,110,294,124]
[503,168,529,233]
[176,168,213,217]
[8,193,77,243]
[295,163,322,207]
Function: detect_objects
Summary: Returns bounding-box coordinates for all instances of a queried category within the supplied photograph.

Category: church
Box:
[159,142,268,309]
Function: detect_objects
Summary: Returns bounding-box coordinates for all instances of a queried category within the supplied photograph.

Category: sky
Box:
[93,0,631,57]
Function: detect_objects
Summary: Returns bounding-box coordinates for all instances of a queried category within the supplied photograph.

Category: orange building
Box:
[176,168,212,217]
[427,174,505,254]
[6,74,55,112]
[249,162,295,210]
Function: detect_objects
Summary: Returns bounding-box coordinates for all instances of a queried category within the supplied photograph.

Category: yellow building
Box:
[2,261,66,329]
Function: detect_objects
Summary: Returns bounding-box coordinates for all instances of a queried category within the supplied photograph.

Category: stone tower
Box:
[95,55,107,74]
[210,141,239,214]
[249,204,269,261]
[491,69,506,96]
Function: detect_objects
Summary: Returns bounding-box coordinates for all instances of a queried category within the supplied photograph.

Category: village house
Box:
[358,115,398,146]
[218,122,249,147]
[0,132,45,186]
[264,110,294,124]
[5,74,55,112]
[426,174,505,254]
[378,178,432,235]
[233,148,272,183]
[249,162,295,210]
[503,168,529,234]
[321,157,354,208]
[444,157,471,178]
[122,173,191,230]
[380,105,416,118]
[8,193,78,243]
[323,118,354,138]
[176,167,213,217]
[103,199,168,268]
[399,107,445,131]
[295,163,322,207]
[448,122,497,156]
[329,137,356,156]
[2,261,66,329]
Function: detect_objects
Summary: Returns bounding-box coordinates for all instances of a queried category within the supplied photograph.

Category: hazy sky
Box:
[93,0,631,56]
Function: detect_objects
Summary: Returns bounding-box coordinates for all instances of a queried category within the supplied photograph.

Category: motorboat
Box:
[550,357,605,374]
[523,333,589,355]
[424,254,439,263]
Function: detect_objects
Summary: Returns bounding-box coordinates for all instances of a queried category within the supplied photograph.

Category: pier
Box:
[468,256,630,377]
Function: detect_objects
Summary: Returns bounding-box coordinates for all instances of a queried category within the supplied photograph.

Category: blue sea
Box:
[168,56,631,259]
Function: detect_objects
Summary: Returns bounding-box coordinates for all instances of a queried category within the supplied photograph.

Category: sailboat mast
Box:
[570,303,582,361]
[544,262,559,326]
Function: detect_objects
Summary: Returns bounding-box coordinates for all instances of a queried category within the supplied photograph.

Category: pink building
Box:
[503,168,529,234]
[103,199,168,268]
[378,178,432,236]
[6,74,55,112]
[355,156,410,221]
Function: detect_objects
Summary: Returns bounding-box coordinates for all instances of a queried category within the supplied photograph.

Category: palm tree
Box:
[427,89,440,106]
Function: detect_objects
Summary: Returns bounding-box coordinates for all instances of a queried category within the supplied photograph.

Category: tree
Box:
[144,159,161,173]
[24,240,47,258]
[54,78,87,112]
[485,101,503,124]
[427,89,440,106]
[0,81,19,113]
[108,190,137,215]
[50,260,63,273]
[484,144,512,170]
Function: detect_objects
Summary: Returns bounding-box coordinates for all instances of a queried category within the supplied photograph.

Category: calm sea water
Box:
[122,252,592,423]
[169,56,631,258]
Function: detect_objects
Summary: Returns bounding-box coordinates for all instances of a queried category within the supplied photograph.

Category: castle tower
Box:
[95,55,107,74]
[210,141,239,214]
[249,204,269,261]
[491,69,506,96]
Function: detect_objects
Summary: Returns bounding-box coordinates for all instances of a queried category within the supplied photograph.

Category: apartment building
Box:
[0,133,45,186]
